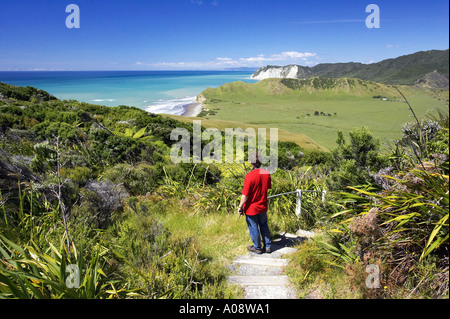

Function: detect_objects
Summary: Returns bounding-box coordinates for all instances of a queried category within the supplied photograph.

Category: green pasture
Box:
[198,79,448,150]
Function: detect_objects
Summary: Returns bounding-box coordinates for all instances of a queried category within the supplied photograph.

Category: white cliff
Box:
[251,64,312,80]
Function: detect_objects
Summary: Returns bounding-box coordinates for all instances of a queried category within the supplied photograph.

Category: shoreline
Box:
[181,102,202,117]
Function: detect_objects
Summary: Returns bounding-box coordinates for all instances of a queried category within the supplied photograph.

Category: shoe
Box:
[265,247,272,254]
[247,245,263,254]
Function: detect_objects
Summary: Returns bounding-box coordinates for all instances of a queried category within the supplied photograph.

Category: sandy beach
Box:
[182,102,202,117]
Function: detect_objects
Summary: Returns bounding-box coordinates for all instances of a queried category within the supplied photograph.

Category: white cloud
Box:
[238,51,317,64]
[137,51,318,70]
[216,57,234,61]
[386,44,400,49]
[239,54,268,63]
[272,51,316,60]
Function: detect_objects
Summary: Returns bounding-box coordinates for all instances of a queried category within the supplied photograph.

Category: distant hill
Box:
[251,49,449,87]
[193,76,446,150]
[414,70,449,89]
[204,77,403,100]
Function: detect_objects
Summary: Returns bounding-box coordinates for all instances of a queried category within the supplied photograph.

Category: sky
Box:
[0,0,448,71]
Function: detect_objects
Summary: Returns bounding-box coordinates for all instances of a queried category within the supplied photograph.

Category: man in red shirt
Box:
[238,152,272,254]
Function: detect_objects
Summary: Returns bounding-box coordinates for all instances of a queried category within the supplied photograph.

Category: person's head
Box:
[249,151,261,169]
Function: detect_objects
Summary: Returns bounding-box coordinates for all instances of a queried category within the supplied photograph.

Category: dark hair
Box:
[249,152,261,168]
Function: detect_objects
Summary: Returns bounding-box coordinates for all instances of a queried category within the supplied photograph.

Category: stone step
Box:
[233,255,288,267]
[226,230,310,299]
[267,246,298,257]
[244,286,297,299]
[295,229,317,238]
[227,263,284,276]
[227,275,290,286]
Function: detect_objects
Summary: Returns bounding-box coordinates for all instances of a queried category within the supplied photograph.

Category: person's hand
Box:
[238,206,244,216]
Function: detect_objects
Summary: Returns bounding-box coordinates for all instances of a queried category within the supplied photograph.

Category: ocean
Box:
[0,71,257,115]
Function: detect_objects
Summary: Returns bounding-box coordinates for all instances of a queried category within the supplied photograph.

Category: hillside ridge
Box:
[203,77,404,99]
[251,49,449,87]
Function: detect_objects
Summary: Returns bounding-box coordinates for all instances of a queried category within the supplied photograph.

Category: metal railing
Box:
[268,189,326,217]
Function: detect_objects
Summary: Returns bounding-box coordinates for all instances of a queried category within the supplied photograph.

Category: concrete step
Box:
[227,275,290,286]
[268,246,298,258]
[295,229,317,238]
[233,255,288,267]
[244,286,297,299]
[226,230,310,299]
[227,263,284,276]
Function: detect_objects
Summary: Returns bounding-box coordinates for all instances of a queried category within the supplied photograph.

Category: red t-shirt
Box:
[242,168,271,216]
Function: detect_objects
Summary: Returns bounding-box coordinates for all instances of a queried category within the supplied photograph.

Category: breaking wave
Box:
[145,96,196,116]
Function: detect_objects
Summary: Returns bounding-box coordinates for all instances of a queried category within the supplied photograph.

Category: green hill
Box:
[252,49,449,86]
[199,77,448,150]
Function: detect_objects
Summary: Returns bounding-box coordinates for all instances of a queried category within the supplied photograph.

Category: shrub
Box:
[32,121,80,144]
[75,181,129,229]
[101,163,159,196]
[0,234,141,299]
[60,166,92,186]
[0,83,56,102]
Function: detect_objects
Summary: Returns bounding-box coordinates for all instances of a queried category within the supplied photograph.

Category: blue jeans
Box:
[245,212,271,250]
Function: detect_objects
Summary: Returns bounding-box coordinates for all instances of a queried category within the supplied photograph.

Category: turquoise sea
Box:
[0,71,257,115]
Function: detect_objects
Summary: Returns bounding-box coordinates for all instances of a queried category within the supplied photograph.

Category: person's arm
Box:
[238,195,248,215]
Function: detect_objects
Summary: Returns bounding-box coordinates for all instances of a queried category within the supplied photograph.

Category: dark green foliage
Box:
[0,112,19,132]
[102,163,160,196]
[335,127,387,170]
[300,149,332,166]
[0,82,57,101]
[33,121,82,144]
[278,141,304,170]
[326,127,389,191]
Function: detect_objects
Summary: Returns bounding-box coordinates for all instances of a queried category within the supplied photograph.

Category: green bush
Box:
[334,127,387,170]
[32,121,81,144]
[0,112,19,131]
[0,82,56,102]
[60,166,92,186]
[101,163,159,196]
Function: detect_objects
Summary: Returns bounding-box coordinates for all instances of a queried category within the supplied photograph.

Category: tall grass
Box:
[324,107,449,298]
[0,234,142,299]
[0,180,146,299]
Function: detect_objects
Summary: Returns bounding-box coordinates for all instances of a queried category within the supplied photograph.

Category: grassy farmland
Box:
[168,78,448,151]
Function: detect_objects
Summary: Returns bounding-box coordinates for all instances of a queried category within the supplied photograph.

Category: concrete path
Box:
[227,231,313,299]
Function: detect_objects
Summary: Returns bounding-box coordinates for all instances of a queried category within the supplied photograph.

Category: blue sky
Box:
[0,0,448,71]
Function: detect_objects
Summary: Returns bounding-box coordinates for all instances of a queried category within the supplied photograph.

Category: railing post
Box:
[296,189,302,217]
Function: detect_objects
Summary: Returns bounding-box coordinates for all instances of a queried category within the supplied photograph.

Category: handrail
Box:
[267,189,326,217]
[267,191,298,199]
